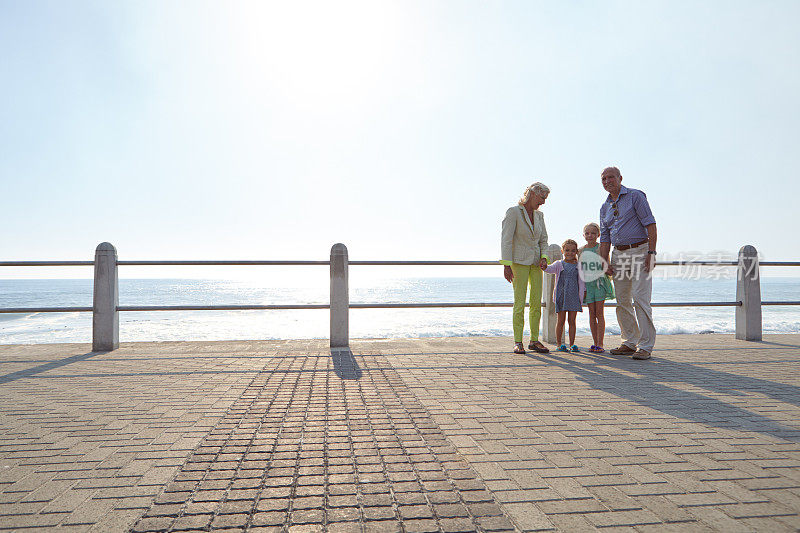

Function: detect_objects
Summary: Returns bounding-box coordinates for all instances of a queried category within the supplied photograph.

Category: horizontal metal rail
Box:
[349,261,498,266]
[3,260,800,267]
[117,260,330,266]
[0,302,747,313]
[118,304,328,311]
[11,300,800,314]
[0,307,94,313]
[351,301,745,308]
[0,261,95,267]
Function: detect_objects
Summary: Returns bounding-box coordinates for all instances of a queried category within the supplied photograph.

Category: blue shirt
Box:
[599,185,656,245]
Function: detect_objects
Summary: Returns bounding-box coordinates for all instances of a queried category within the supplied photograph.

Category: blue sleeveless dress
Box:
[554,261,582,313]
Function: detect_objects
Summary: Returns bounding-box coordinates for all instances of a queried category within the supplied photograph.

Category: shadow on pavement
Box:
[331,348,362,380]
[758,339,800,349]
[541,351,800,442]
[0,351,103,384]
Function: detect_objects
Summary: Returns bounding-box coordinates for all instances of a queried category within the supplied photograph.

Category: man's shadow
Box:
[538,351,800,442]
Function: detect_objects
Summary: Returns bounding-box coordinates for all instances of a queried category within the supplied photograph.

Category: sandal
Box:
[570,345,580,353]
[589,345,605,353]
[557,344,568,352]
[513,343,526,354]
[528,341,550,354]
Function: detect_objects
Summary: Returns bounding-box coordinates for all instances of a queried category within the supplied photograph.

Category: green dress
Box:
[580,244,615,304]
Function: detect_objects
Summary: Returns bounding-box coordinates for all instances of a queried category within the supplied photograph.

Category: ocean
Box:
[1,277,800,344]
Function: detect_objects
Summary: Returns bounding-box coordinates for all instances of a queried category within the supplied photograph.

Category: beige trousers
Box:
[611,243,656,352]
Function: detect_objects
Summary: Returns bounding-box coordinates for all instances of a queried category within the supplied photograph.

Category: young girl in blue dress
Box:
[543,239,585,352]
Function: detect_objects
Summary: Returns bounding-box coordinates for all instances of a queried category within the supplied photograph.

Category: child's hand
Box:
[539,258,548,270]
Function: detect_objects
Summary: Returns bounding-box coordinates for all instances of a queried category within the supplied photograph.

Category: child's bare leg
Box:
[588,303,598,346]
[556,312,566,345]
[567,311,577,345]
[595,301,606,348]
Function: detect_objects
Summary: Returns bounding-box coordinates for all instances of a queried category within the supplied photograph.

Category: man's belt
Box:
[614,239,649,251]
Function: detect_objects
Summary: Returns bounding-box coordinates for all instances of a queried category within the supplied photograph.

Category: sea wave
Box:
[0,313,32,323]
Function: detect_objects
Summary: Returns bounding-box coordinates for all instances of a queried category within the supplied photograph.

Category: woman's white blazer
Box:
[500,205,549,266]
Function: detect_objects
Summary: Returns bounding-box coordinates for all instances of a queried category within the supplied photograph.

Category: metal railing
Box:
[1,243,799,350]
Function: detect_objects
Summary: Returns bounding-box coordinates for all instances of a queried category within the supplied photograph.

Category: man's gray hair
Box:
[519,182,550,206]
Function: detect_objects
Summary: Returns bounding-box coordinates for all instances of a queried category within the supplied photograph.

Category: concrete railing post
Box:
[330,243,349,349]
[541,244,562,345]
[736,244,762,341]
[92,242,119,351]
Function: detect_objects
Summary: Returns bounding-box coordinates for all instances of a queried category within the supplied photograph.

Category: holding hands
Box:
[503,257,549,284]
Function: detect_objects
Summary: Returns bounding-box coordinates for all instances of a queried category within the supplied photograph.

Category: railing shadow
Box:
[757,339,800,349]
[0,351,104,385]
[331,348,362,380]
[540,351,800,442]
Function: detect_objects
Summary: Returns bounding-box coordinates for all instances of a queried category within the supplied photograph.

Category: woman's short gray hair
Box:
[519,182,550,205]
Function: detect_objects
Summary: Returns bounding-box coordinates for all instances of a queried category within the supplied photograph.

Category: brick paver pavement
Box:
[1,334,799,531]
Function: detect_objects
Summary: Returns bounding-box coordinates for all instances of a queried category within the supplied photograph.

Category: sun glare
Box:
[225,1,402,109]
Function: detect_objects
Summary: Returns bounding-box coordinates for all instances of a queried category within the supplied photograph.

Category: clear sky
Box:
[2,0,799,280]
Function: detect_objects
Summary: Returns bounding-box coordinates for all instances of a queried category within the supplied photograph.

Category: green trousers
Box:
[511,262,543,343]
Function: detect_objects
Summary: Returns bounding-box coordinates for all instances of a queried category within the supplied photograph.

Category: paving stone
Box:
[287,525,324,533]
[219,500,254,514]
[363,506,397,520]
[328,484,358,495]
[287,495,322,511]
[502,501,555,530]
[326,506,361,522]
[0,513,64,529]
[402,518,441,532]
[62,498,118,526]
[290,509,324,524]
[395,492,427,505]
[256,498,290,512]
[250,511,286,527]
[434,503,470,518]
[211,512,248,528]
[439,517,479,532]
[171,513,212,530]
[86,508,143,532]
[327,522,362,533]
[130,516,175,532]
[474,515,516,532]
[586,509,663,527]
[363,520,402,533]
[183,501,218,514]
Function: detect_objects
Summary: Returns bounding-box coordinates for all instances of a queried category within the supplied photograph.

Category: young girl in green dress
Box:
[580,223,615,353]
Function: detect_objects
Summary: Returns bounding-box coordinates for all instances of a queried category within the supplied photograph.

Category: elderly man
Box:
[598,167,657,360]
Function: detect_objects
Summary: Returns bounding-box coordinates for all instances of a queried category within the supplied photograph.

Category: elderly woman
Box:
[501,182,551,354]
